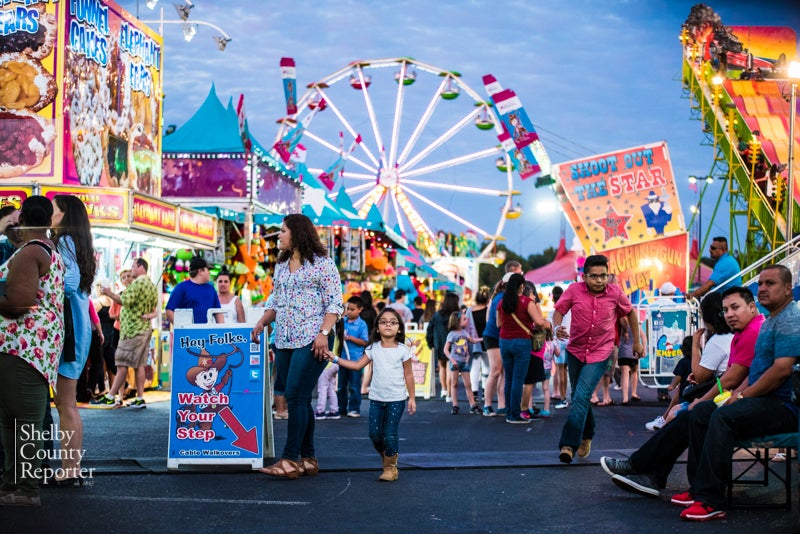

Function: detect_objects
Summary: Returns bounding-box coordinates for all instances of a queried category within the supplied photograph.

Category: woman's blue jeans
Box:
[368,399,406,457]
[558,350,611,450]
[274,344,327,460]
[499,337,532,420]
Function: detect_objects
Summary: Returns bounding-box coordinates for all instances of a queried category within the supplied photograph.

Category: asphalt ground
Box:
[2,385,798,533]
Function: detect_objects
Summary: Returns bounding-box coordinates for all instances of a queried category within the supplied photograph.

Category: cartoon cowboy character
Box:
[184,348,234,431]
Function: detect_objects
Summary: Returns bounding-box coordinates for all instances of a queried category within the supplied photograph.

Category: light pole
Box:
[787,61,800,243]
[689,175,701,249]
[141,2,232,51]
[689,175,714,285]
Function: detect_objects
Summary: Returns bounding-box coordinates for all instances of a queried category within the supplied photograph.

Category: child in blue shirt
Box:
[337,296,370,417]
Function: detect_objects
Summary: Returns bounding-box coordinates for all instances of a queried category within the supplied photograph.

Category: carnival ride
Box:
[679,9,799,274]
[272,58,528,259]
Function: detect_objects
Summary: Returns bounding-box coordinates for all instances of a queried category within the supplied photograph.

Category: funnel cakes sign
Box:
[0,1,163,195]
[64,0,163,194]
[0,1,58,180]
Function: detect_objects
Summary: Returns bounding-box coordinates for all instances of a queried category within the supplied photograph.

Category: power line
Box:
[533,122,597,155]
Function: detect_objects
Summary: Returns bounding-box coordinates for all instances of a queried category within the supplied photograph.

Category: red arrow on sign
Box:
[218,406,259,454]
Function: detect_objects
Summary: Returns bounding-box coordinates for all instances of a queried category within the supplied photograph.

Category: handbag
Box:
[510,312,546,352]
[681,379,716,402]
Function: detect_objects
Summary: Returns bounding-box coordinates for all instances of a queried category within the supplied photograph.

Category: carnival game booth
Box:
[0,0,163,194]
[159,84,303,304]
[0,184,219,390]
[0,0,185,386]
[161,84,302,219]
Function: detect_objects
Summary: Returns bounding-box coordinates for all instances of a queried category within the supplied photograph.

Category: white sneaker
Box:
[554,400,569,409]
[645,415,666,431]
[445,396,452,403]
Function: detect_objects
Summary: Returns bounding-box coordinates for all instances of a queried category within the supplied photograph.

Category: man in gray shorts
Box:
[91,258,158,409]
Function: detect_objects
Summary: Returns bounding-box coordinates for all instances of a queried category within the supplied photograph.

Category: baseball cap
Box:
[189,256,208,272]
[660,281,677,295]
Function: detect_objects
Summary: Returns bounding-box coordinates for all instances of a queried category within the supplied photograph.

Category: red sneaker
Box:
[680,501,726,521]
[670,490,694,507]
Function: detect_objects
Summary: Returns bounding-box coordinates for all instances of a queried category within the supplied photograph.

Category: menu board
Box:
[0,2,60,182]
[0,1,163,195]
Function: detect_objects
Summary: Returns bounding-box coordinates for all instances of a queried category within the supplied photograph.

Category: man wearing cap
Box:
[688,237,742,300]
[640,191,673,236]
[166,256,224,325]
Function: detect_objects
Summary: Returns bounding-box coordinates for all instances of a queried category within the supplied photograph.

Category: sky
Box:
[116,0,800,258]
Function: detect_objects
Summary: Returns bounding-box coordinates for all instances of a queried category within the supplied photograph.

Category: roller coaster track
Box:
[682,56,800,274]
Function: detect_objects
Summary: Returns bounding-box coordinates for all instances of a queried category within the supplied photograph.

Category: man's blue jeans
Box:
[337,368,363,415]
[689,397,798,508]
[559,350,610,450]
[369,399,406,457]
[499,337,532,420]
[274,344,327,460]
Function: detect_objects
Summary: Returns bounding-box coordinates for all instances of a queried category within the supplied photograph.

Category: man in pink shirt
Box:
[600,286,763,497]
[552,255,643,464]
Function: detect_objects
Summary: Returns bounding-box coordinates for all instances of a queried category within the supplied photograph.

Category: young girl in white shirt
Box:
[327,308,415,481]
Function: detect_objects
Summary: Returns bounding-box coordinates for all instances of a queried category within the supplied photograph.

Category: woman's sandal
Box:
[630,396,641,402]
[259,458,301,479]
[298,457,319,476]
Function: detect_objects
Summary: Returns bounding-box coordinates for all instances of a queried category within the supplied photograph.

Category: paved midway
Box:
[3,386,797,532]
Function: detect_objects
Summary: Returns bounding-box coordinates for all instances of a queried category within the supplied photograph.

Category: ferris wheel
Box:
[276,58,521,258]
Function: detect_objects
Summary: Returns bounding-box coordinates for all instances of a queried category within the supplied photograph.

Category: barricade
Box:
[636,297,699,389]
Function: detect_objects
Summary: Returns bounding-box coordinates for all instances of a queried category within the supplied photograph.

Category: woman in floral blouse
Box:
[0,196,65,507]
[252,214,343,479]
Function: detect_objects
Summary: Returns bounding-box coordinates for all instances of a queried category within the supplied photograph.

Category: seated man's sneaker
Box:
[670,490,695,507]
[600,456,636,477]
[611,473,659,497]
[680,501,726,521]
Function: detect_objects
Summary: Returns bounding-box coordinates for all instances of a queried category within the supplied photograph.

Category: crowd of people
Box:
[249,219,797,525]
[1,204,796,523]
